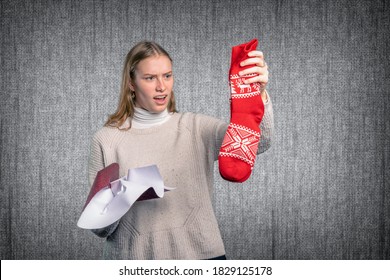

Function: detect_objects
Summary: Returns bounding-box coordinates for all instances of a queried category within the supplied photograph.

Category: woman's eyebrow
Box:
[143,70,172,76]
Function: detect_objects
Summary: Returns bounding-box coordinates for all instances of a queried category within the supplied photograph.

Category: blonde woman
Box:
[88,41,273,259]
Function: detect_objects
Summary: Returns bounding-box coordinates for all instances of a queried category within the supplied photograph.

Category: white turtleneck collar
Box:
[131,107,172,129]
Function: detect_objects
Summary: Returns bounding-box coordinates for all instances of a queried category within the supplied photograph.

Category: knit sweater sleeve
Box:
[192,113,227,162]
[87,129,120,238]
[88,131,105,188]
[258,97,274,154]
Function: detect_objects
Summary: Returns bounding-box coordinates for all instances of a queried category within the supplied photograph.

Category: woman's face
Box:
[130,55,173,113]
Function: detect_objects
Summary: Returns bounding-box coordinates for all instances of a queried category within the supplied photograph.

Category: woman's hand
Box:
[238,51,269,102]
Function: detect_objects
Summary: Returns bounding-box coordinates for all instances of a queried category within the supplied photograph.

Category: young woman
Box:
[88,41,273,259]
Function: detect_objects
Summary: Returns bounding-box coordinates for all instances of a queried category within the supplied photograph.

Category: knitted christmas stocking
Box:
[218,39,265,182]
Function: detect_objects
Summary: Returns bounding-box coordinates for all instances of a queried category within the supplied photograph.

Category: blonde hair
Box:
[105,41,177,129]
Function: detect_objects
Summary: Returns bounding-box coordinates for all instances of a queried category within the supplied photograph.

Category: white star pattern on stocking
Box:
[219,123,260,167]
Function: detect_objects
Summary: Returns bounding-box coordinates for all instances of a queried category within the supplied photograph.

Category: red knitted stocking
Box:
[218,39,265,182]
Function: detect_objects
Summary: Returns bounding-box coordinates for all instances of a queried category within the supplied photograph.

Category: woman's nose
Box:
[156,78,166,92]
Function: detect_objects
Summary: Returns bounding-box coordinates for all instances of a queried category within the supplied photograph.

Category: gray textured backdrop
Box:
[1,0,389,260]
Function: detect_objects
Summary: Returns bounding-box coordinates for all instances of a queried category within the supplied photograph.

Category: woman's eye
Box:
[165,74,172,79]
[145,76,154,80]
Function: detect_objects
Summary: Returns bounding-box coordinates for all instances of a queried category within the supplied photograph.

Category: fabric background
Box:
[1,0,389,259]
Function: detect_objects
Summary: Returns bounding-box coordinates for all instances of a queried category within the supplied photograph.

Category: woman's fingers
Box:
[241,51,265,67]
[237,50,269,88]
[239,65,268,77]
[243,73,268,84]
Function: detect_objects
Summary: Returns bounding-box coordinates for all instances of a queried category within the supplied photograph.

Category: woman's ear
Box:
[128,80,135,92]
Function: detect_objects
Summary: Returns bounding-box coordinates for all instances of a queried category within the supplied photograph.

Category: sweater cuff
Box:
[262,90,270,105]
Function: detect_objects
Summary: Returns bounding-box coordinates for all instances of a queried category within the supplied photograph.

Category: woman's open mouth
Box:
[153,95,168,105]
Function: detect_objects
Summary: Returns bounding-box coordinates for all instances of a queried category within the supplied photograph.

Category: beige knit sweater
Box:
[88,101,273,259]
